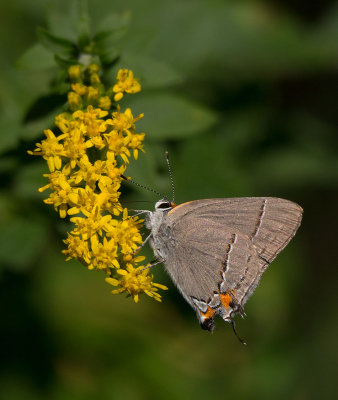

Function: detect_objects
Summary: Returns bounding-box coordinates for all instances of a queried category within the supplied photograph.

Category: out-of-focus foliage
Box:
[0,1,337,400]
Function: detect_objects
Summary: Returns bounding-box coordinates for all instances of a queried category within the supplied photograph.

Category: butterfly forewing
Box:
[168,197,303,266]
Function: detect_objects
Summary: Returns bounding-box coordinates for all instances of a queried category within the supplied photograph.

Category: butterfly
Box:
[145,196,302,340]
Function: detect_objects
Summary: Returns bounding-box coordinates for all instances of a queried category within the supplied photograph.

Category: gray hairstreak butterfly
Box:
[123,153,302,343]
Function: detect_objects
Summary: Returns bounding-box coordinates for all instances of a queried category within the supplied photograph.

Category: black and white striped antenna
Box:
[165,151,175,203]
[121,174,164,198]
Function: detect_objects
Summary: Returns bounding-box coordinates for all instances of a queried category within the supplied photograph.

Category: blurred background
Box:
[1,0,337,399]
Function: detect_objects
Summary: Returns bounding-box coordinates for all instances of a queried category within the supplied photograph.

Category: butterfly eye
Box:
[156,201,171,209]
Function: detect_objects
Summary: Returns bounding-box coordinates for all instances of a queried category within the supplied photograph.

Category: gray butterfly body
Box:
[146,197,303,332]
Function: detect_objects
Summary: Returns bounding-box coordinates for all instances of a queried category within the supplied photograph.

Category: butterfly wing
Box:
[168,197,303,267]
[164,197,302,330]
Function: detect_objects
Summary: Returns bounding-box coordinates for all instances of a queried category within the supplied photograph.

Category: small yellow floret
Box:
[113,69,141,101]
[68,92,82,111]
[68,65,82,82]
[98,96,111,110]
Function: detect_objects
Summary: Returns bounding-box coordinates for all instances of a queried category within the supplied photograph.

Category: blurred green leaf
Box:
[94,11,131,45]
[172,131,252,202]
[124,92,218,140]
[0,115,20,154]
[16,43,56,70]
[254,147,338,189]
[21,110,60,141]
[112,52,184,89]
[37,27,76,57]
[45,1,78,41]
[99,47,120,66]
[252,113,338,190]
[76,0,91,48]
[136,1,336,82]
[93,12,131,65]
[54,54,80,69]
[0,217,47,270]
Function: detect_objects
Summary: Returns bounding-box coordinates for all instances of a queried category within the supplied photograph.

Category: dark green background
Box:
[1,1,337,399]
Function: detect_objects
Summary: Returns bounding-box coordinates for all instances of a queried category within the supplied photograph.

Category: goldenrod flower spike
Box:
[29,63,167,303]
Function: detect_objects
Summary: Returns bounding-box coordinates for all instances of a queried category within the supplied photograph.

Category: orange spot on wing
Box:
[220,292,233,309]
[201,306,215,319]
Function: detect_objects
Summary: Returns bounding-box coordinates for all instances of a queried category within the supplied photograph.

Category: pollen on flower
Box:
[29,62,166,304]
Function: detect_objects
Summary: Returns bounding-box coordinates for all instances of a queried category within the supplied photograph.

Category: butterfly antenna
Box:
[230,319,247,346]
[165,151,175,203]
[121,175,164,198]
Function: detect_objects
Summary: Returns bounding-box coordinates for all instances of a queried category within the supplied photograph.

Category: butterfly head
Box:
[154,198,176,211]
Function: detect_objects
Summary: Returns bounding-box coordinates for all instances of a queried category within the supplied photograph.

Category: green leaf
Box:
[113,52,184,89]
[76,0,91,47]
[45,2,78,41]
[94,11,130,52]
[37,27,76,57]
[16,43,56,70]
[20,111,59,141]
[95,11,131,37]
[99,48,121,67]
[122,93,218,140]
[54,54,79,69]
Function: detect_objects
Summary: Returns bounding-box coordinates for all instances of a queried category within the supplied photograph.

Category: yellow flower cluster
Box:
[29,64,167,302]
[106,264,168,303]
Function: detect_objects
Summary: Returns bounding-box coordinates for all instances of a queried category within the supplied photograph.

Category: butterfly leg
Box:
[140,258,164,271]
[129,232,152,255]
[129,210,152,217]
